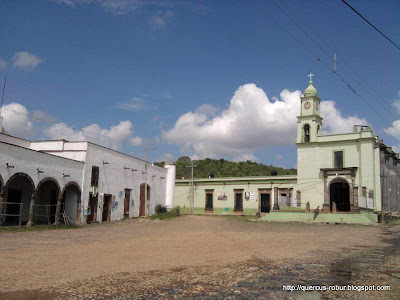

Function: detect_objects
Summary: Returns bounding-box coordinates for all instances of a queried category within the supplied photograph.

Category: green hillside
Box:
[154,157,297,179]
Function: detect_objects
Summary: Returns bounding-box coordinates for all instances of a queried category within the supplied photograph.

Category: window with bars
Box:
[334,151,344,169]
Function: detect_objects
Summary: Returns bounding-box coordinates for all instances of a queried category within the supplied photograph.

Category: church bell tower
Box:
[296,74,323,144]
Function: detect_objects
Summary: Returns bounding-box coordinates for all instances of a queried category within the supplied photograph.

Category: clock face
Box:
[304,101,311,109]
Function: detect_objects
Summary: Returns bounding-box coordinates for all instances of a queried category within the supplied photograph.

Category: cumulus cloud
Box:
[0,58,7,70]
[12,52,44,71]
[163,83,368,160]
[1,103,33,137]
[232,153,259,162]
[32,110,56,123]
[130,136,143,146]
[384,120,400,140]
[45,120,143,150]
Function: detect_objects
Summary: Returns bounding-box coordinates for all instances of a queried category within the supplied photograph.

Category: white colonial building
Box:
[0,121,176,226]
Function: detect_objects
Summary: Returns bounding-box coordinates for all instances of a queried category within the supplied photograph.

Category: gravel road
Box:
[0,215,394,299]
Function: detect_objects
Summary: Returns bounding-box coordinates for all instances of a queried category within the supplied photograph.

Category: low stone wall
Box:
[257,211,379,225]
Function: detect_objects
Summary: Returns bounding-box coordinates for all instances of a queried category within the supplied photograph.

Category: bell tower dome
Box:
[296,74,323,143]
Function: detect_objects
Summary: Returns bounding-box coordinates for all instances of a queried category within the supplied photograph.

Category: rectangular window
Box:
[334,151,344,169]
[91,166,99,187]
[205,192,213,211]
[234,191,243,211]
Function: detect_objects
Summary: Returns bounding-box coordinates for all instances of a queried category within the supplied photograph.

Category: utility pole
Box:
[186,161,196,214]
[144,146,157,216]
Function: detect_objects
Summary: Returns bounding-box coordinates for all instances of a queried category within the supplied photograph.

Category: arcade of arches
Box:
[0,173,81,226]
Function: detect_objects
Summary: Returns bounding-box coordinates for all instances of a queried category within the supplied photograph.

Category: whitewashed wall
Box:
[80,143,169,223]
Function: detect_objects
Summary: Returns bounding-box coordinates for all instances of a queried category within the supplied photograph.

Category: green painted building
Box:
[173,77,400,224]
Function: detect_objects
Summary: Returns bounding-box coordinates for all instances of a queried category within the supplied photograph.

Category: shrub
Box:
[151,206,180,220]
[155,204,168,214]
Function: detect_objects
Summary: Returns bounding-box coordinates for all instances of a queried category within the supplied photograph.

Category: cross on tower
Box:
[308,73,314,81]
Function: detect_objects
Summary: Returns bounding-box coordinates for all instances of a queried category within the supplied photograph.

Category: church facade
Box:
[174,77,400,223]
[295,77,399,216]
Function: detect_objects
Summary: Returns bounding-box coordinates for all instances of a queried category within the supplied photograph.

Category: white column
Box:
[164,163,176,209]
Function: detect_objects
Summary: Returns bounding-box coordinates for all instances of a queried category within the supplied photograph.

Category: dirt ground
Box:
[0,215,396,299]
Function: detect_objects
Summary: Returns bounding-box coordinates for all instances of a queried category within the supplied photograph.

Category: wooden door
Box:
[124,189,130,216]
[234,192,243,211]
[102,195,111,222]
[88,194,97,223]
[260,193,270,213]
[139,185,149,217]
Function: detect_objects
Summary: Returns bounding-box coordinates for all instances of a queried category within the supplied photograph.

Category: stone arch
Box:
[3,172,35,225]
[328,177,350,212]
[303,123,310,142]
[61,181,82,224]
[35,177,61,224]
[5,172,35,194]
[61,181,82,195]
[36,177,61,197]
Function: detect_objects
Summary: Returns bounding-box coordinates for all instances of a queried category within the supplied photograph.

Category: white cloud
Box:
[392,91,400,115]
[233,153,259,162]
[157,152,174,162]
[275,154,283,160]
[0,58,7,70]
[12,52,44,71]
[163,83,369,160]
[1,103,33,137]
[32,110,56,123]
[149,10,175,30]
[384,120,400,140]
[116,97,154,112]
[320,101,368,134]
[130,136,143,146]
[45,120,142,150]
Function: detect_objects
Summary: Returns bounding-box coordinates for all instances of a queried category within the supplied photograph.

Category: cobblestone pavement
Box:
[0,216,398,299]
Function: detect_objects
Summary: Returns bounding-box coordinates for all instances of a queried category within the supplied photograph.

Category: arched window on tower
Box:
[317,125,321,136]
[304,124,310,142]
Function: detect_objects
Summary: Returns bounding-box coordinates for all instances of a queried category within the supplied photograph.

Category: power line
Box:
[271,0,399,119]
[249,0,400,136]
[340,0,400,51]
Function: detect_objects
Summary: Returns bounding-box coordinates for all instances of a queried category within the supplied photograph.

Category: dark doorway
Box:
[102,194,111,222]
[87,193,98,223]
[35,180,59,224]
[330,180,350,212]
[205,192,213,211]
[5,189,22,224]
[124,189,131,217]
[260,193,271,213]
[139,185,150,217]
[234,191,243,211]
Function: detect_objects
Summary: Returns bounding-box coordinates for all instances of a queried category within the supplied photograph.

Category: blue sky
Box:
[0,0,399,167]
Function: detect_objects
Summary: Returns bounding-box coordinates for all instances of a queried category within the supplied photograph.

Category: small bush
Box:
[155,204,168,214]
[151,206,180,220]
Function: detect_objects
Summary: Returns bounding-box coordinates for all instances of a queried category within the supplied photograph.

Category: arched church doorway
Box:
[330,179,350,212]
[139,184,150,217]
